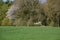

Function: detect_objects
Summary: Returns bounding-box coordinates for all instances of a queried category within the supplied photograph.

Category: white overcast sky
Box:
[3,0,14,2]
[3,0,46,3]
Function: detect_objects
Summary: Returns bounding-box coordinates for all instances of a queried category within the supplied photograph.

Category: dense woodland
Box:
[0,0,60,27]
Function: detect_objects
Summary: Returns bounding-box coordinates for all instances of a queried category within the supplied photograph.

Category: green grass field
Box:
[0,26,60,40]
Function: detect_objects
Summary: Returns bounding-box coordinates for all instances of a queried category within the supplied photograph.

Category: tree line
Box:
[0,0,60,27]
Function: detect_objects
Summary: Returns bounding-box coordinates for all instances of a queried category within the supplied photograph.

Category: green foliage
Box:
[14,18,27,26]
[27,18,34,26]
[42,0,60,26]
[0,4,9,25]
[0,0,3,6]
[12,0,41,26]
[0,0,60,26]
[1,18,12,26]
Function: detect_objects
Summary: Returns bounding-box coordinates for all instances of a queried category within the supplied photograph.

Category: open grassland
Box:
[0,26,60,40]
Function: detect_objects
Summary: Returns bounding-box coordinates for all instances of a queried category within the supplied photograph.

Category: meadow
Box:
[0,26,60,40]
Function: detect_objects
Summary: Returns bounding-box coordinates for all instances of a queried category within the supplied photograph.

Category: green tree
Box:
[2,17,12,26]
[0,3,9,25]
[7,0,42,26]
[47,0,60,26]
[0,0,3,6]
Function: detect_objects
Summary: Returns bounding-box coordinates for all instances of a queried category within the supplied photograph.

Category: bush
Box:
[14,18,27,26]
[1,18,12,26]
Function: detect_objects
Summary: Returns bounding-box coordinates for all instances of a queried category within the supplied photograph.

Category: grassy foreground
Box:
[0,26,60,40]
